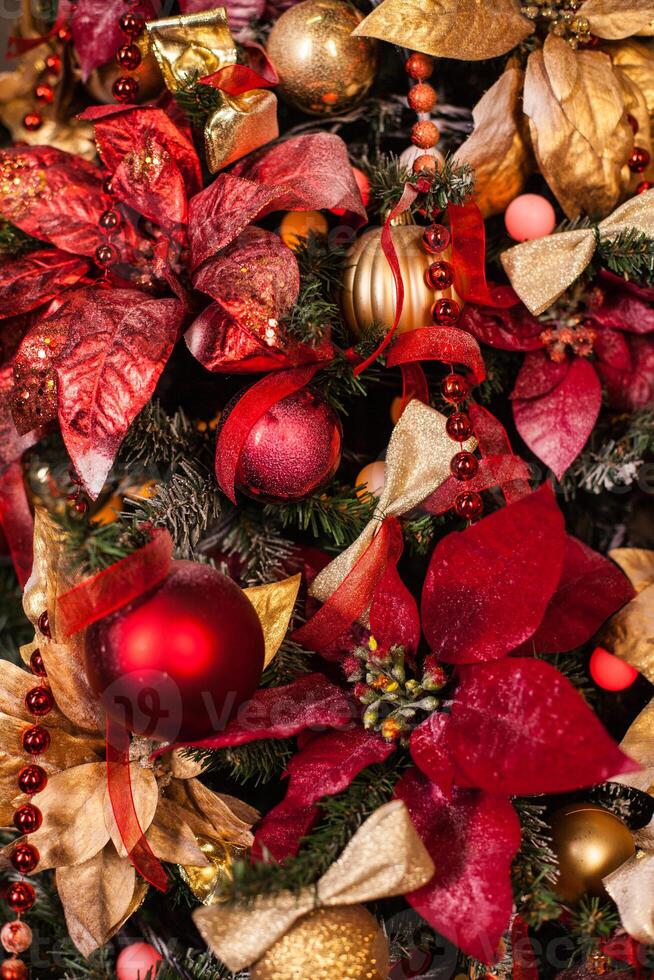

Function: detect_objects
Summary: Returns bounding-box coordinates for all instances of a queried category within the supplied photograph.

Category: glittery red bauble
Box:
[454,490,484,521]
[441,373,469,403]
[411,120,439,149]
[116,43,142,70]
[431,297,460,326]
[22,726,50,755]
[29,650,46,677]
[13,804,42,835]
[450,451,479,481]
[85,561,265,742]
[1,921,32,955]
[405,53,433,80]
[446,412,474,442]
[0,958,28,980]
[17,765,47,796]
[6,882,35,914]
[24,686,53,717]
[116,942,162,980]
[112,76,139,103]
[425,260,454,290]
[422,223,450,254]
[233,388,342,501]
[10,842,39,875]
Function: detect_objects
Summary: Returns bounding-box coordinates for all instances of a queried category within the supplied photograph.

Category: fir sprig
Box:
[597,228,654,283]
[190,738,295,786]
[566,896,621,964]
[365,153,474,219]
[264,485,374,548]
[284,232,348,346]
[561,408,654,498]
[511,800,561,928]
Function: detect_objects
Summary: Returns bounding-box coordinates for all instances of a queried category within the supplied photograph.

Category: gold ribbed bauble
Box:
[551,803,635,904]
[266,0,377,116]
[179,836,239,905]
[249,906,390,980]
[341,223,461,338]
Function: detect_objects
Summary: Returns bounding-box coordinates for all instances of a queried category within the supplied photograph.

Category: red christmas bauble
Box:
[13,804,42,835]
[232,388,342,502]
[18,765,47,795]
[116,942,162,980]
[85,561,265,742]
[10,842,39,874]
[589,647,639,691]
[6,882,35,914]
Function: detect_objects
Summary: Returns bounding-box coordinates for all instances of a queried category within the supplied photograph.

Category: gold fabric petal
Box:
[455,67,532,217]
[609,547,654,593]
[601,582,654,682]
[40,635,105,734]
[618,697,654,769]
[244,575,301,667]
[352,0,532,60]
[523,36,632,219]
[579,0,654,39]
[604,851,654,944]
[147,796,210,866]
[0,99,96,160]
[608,38,654,115]
[615,65,654,191]
[56,844,139,957]
[103,765,159,858]
[185,779,255,848]
[170,749,205,780]
[0,659,70,731]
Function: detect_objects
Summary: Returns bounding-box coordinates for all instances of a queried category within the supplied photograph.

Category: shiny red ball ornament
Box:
[99,209,121,231]
[102,176,115,196]
[1,921,32,955]
[637,180,653,194]
[6,882,36,914]
[421,223,450,254]
[628,146,650,173]
[22,725,50,756]
[119,11,145,36]
[45,53,61,74]
[112,75,140,103]
[37,611,50,638]
[232,388,342,501]
[116,942,163,980]
[589,647,639,691]
[95,243,118,267]
[29,650,46,678]
[431,297,460,326]
[425,260,454,290]
[34,83,54,105]
[85,561,265,742]
[446,412,474,442]
[441,373,469,404]
[405,52,434,80]
[0,958,28,980]
[24,686,53,717]
[454,490,483,521]
[10,842,40,875]
[18,765,47,796]
[450,451,479,481]
[116,43,142,70]
[22,112,43,132]
[57,25,72,42]
[13,804,42,835]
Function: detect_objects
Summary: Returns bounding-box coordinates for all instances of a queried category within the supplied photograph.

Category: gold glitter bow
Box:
[193,799,435,971]
[145,8,278,172]
[309,400,474,609]
[500,188,654,315]
[599,547,654,683]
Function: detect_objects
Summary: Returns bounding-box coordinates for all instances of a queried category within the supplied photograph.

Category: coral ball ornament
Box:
[250,906,390,980]
[589,646,639,691]
[551,803,635,903]
[116,942,163,980]
[84,562,265,742]
[279,210,328,249]
[355,461,386,498]
[504,193,557,242]
[229,389,343,502]
[0,959,28,980]
[266,0,377,116]
[1,922,32,955]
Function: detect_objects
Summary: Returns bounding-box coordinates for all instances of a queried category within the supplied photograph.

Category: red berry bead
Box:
[22,725,50,756]
[412,154,438,176]
[22,112,42,132]
[116,43,142,70]
[408,82,437,113]
[628,146,650,173]
[73,499,88,514]
[57,25,72,42]
[425,260,454,290]
[432,297,460,325]
[405,52,434,80]
[37,611,50,638]
[13,804,42,835]
[24,686,54,717]
[95,243,118,267]
[119,11,145,36]
[627,113,639,134]
[1,958,28,980]
[18,765,47,796]
[446,412,474,441]
[441,373,469,403]
[112,75,139,103]
[29,650,46,678]
[6,881,36,914]
[454,490,484,521]
[102,176,115,196]
[45,53,61,74]
[34,83,54,105]
[637,180,653,194]
[422,223,450,254]
[1,920,33,955]
[450,451,479,481]
[411,120,440,149]
[99,209,121,231]
[10,842,39,875]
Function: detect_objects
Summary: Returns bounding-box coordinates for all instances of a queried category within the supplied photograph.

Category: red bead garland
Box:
[29,651,46,678]
[441,374,469,403]
[17,766,47,796]
[24,687,53,717]
[454,490,484,521]
[10,845,40,876]
[431,298,460,326]
[446,412,474,441]
[422,224,450,254]
[22,726,50,756]
[0,957,28,980]
[628,146,650,173]
[425,260,454,290]
[13,804,42,836]
[450,450,479,481]
[5,883,35,916]
[37,611,50,638]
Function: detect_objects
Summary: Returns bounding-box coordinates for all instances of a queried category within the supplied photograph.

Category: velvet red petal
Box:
[0,462,34,587]
[587,287,654,335]
[448,658,637,795]
[395,768,521,964]
[511,350,568,400]
[60,0,155,80]
[459,303,544,352]
[253,729,393,860]
[0,250,88,318]
[517,536,636,655]
[410,713,455,796]
[422,484,565,663]
[468,403,531,502]
[596,333,654,411]
[513,358,602,480]
[188,174,276,270]
[0,364,42,471]
[112,143,189,230]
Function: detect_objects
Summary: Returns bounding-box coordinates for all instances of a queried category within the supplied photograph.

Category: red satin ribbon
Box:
[387,326,486,385]
[57,528,173,637]
[511,915,538,980]
[0,462,34,587]
[399,363,429,413]
[7,17,67,57]
[449,201,518,308]
[105,715,168,892]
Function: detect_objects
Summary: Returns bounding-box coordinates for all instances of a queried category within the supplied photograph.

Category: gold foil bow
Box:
[193,799,435,971]
[145,8,278,172]
[310,400,475,608]
[501,188,654,315]
[599,547,654,683]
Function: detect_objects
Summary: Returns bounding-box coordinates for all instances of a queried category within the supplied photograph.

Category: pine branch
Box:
[365,152,474,219]
[189,738,295,786]
[561,408,654,498]
[402,513,448,557]
[284,232,348,347]
[120,403,212,472]
[264,485,374,548]
[597,228,654,284]
[260,637,314,687]
[206,510,296,586]
[52,509,151,576]
[511,800,561,928]
[0,566,32,664]
[566,896,620,964]
[317,352,385,414]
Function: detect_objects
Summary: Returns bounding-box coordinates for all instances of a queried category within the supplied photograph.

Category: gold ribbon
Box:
[193,799,435,971]
[501,188,654,315]
[310,400,474,608]
[600,547,654,684]
[145,8,278,172]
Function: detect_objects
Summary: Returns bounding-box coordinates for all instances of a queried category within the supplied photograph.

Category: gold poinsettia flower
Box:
[355,0,654,218]
[0,640,257,957]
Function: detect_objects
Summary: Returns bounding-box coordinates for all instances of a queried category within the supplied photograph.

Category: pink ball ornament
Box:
[116,943,162,980]
[1,922,32,955]
[589,646,639,692]
[504,193,556,242]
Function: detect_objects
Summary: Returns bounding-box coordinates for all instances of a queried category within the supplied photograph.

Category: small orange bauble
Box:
[280,211,329,250]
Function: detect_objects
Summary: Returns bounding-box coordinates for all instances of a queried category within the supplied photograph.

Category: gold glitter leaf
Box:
[244,574,301,667]
[579,0,654,39]
[609,38,654,116]
[609,548,654,592]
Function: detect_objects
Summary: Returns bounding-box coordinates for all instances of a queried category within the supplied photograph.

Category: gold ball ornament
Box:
[356,461,385,498]
[250,906,390,980]
[341,224,461,338]
[551,803,635,903]
[280,210,329,250]
[179,836,241,905]
[266,0,377,116]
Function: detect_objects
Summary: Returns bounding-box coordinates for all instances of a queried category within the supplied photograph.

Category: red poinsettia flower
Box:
[460,276,654,478]
[173,483,637,964]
